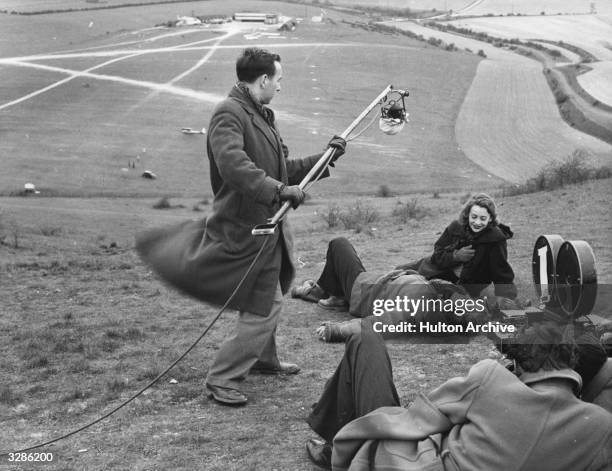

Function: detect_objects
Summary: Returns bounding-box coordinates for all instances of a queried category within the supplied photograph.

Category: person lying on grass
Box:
[292,195,521,341]
[304,320,612,471]
[293,192,517,309]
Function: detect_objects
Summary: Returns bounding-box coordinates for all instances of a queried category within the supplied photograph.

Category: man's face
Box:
[260,61,282,105]
[468,204,491,233]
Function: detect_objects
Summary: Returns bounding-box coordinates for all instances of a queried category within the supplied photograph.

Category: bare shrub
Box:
[25,355,48,369]
[61,388,91,402]
[338,201,379,231]
[319,204,342,228]
[376,185,393,197]
[501,149,610,196]
[594,166,612,179]
[153,197,172,209]
[392,198,429,223]
[319,201,380,232]
[0,214,21,248]
[0,385,21,405]
[106,378,130,393]
[39,225,63,236]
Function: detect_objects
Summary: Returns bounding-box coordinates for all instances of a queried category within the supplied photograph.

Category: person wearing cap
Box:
[137,47,346,406]
[305,321,612,470]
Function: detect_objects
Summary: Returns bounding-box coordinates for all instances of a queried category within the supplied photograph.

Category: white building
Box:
[233,12,279,24]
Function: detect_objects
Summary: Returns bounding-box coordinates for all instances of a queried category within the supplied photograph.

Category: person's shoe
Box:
[206,384,248,406]
[250,361,301,375]
[306,438,332,470]
[318,295,348,311]
[291,280,327,303]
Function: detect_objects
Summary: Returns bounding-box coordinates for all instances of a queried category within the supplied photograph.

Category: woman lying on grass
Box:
[292,193,520,342]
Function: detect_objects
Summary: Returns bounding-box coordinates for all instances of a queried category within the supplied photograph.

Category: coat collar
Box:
[449,220,513,244]
[520,368,583,396]
[228,85,281,155]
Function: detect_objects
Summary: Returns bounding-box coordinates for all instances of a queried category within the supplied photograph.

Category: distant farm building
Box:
[176,16,201,26]
[233,12,279,24]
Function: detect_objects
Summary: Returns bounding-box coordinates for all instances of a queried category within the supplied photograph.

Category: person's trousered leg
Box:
[307,329,400,443]
[316,237,366,300]
[206,284,282,390]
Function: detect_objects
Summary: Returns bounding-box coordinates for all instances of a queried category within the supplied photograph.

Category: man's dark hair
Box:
[236,48,281,83]
[574,330,607,386]
[501,321,578,372]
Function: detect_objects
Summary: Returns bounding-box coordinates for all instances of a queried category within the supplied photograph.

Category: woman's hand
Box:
[453,246,475,262]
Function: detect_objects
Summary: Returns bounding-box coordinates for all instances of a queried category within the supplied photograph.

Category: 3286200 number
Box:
[8,452,54,462]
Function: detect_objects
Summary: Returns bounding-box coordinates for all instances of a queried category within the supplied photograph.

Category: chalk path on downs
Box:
[0,22,418,129]
[383,20,612,183]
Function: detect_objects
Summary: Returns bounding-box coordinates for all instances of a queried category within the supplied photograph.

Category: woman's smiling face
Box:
[468,204,491,233]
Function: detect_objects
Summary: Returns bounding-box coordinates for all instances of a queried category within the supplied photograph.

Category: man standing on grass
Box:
[137,47,345,405]
[200,48,346,405]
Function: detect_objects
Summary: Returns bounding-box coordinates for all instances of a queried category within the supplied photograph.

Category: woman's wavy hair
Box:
[459,193,498,228]
[501,321,578,373]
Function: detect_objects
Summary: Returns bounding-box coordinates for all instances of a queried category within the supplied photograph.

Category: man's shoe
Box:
[250,361,301,375]
[306,438,332,470]
[291,280,326,303]
[206,384,248,406]
[318,295,348,312]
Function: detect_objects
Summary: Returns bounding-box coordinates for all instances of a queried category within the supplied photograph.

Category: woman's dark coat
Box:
[406,220,517,299]
[136,86,325,316]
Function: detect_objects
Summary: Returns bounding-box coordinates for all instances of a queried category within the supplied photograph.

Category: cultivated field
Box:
[329,0,612,16]
[1,1,611,470]
[382,20,612,182]
[453,0,612,16]
[578,61,612,106]
[448,14,612,61]
[446,12,612,118]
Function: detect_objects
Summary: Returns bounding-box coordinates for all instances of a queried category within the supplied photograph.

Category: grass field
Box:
[1,178,611,470]
[0,5,496,199]
[1,1,611,469]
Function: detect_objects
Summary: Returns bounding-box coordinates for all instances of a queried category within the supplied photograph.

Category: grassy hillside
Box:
[0,7,495,199]
[1,178,610,469]
[1,2,610,469]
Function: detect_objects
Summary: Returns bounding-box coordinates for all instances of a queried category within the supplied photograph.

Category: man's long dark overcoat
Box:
[137,86,324,315]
